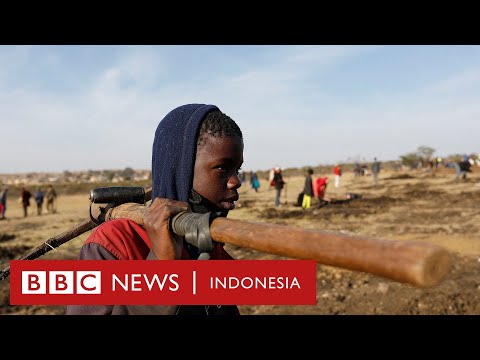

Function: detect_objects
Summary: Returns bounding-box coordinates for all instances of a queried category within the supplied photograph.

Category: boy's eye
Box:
[214,165,242,175]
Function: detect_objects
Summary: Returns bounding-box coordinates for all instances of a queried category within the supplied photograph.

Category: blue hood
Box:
[151,104,219,202]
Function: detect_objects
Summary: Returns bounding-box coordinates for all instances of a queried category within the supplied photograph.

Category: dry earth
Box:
[1,167,480,315]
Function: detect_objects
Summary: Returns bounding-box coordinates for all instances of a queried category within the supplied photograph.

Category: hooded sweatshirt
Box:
[85,103,229,259]
[66,104,239,315]
[152,103,219,202]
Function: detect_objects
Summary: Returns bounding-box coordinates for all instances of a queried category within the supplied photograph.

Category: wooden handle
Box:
[210,218,450,288]
[106,203,451,288]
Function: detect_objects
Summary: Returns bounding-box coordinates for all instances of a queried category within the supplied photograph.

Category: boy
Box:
[302,168,314,209]
[66,103,244,315]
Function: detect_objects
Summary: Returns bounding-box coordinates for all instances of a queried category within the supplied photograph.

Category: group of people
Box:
[281,158,381,210]
[21,185,57,217]
[266,159,381,209]
[324,159,381,193]
[298,169,330,209]
[429,153,480,181]
[353,160,381,182]
[299,167,366,209]
[293,158,382,210]
[0,184,57,219]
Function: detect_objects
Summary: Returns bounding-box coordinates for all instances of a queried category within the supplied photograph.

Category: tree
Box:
[400,152,421,169]
[102,170,115,181]
[400,146,436,169]
[417,146,435,161]
[121,167,135,181]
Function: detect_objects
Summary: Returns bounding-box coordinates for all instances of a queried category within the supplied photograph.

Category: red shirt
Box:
[65,218,238,315]
[313,177,328,197]
[85,218,234,260]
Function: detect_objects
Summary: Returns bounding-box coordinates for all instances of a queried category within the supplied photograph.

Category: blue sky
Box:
[1,45,479,174]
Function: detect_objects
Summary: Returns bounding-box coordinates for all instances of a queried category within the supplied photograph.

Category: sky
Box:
[1,45,479,174]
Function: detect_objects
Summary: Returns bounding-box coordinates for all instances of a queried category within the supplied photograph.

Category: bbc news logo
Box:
[22,271,101,294]
[10,260,317,305]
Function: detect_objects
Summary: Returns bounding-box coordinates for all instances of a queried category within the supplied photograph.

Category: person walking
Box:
[372,158,381,186]
[271,166,285,207]
[250,171,260,192]
[21,187,32,217]
[34,188,44,215]
[333,164,342,189]
[353,162,360,179]
[45,184,57,213]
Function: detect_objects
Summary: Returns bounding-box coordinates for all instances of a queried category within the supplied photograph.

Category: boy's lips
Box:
[219,201,236,210]
[220,196,239,211]
[224,195,239,203]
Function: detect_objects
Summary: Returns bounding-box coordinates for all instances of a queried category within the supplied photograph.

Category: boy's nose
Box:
[228,174,242,189]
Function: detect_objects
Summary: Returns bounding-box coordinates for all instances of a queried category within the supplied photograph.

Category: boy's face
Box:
[193,135,244,212]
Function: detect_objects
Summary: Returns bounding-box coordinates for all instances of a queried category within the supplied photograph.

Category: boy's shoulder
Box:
[86,218,150,260]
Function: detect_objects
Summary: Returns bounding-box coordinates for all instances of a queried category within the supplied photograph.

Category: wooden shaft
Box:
[106,203,451,288]
[0,219,97,281]
[210,218,450,288]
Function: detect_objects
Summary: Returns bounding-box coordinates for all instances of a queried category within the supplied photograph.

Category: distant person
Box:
[239,171,246,184]
[453,161,461,180]
[302,168,314,209]
[0,186,7,220]
[353,163,360,178]
[21,187,32,217]
[456,159,472,180]
[427,159,435,172]
[34,187,44,215]
[361,164,368,176]
[372,158,381,185]
[250,171,260,192]
[271,166,285,207]
[313,177,330,208]
[333,164,342,188]
[45,184,57,213]
[268,167,275,186]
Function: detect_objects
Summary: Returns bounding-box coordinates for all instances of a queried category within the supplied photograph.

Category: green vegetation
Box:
[400,146,436,168]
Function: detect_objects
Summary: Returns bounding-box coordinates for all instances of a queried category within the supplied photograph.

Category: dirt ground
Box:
[1,167,480,315]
